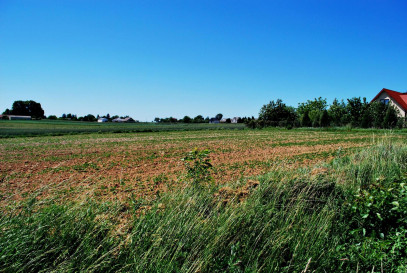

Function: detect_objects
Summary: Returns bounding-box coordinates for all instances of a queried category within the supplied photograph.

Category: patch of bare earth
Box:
[0,131,380,206]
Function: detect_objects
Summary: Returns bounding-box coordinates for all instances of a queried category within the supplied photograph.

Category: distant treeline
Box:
[2,97,404,129]
[153,114,255,124]
[248,97,403,129]
[47,113,131,122]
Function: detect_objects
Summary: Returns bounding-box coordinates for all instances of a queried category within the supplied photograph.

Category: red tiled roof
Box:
[371,88,407,111]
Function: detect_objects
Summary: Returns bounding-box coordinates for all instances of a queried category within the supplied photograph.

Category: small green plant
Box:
[336,176,407,271]
[73,162,99,172]
[182,148,213,185]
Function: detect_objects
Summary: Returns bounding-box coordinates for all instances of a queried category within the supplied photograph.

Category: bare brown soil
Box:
[0,130,391,206]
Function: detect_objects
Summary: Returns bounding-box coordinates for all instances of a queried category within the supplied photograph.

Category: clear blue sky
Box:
[1,0,406,121]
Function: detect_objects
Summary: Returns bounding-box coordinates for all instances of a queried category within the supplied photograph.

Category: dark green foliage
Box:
[298,97,328,126]
[81,114,97,122]
[216,113,223,121]
[360,108,371,128]
[5,100,45,119]
[300,110,311,127]
[193,115,205,123]
[258,99,297,127]
[319,110,330,127]
[182,115,192,123]
[396,118,406,129]
[346,97,369,127]
[370,101,387,128]
[328,99,347,126]
[333,144,407,271]
[383,105,399,128]
[252,95,403,129]
[155,116,178,123]
[182,149,213,185]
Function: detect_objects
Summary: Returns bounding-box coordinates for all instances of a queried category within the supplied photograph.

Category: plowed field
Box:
[0,129,403,206]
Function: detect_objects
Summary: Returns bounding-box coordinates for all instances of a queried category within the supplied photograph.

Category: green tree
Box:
[383,105,399,128]
[369,101,386,128]
[82,114,96,122]
[215,113,223,121]
[193,115,205,123]
[258,99,297,127]
[7,100,45,119]
[300,110,311,127]
[346,97,369,127]
[319,110,330,127]
[182,116,192,123]
[328,99,347,126]
[360,107,372,128]
[297,97,328,126]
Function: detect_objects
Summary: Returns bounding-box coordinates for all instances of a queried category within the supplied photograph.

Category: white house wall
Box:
[375,92,406,118]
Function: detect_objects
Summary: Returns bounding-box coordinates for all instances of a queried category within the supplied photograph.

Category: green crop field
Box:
[0,120,246,138]
[1,124,407,272]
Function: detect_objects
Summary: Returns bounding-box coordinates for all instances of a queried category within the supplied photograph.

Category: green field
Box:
[0,120,246,138]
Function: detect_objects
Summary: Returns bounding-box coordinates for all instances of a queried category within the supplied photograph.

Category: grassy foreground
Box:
[1,141,407,272]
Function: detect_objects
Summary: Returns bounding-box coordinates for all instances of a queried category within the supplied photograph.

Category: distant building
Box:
[371,88,407,118]
[220,118,227,123]
[5,115,32,120]
[98,118,108,122]
[209,118,220,124]
[231,117,240,124]
[112,117,137,123]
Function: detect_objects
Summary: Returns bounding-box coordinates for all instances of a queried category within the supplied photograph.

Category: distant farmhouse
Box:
[210,117,241,124]
[97,117,108,123]
[231,117,239,124]
[0,115,31,120]
[371,88,407,118]
[112,117,137,123]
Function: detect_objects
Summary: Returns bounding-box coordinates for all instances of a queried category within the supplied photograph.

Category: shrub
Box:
[182,149,213,185]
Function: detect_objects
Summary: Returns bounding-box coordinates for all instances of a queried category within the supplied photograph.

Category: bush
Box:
[300,111,311,127]
[182,149,213,185]
[319,110,330,127]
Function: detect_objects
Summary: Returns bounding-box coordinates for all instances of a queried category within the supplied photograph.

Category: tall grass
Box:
[1,141,406,272]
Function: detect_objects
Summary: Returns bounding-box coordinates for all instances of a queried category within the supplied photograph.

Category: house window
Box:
[380,99,389,105]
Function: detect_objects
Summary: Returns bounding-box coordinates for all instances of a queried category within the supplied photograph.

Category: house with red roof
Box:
[371,88,407,118]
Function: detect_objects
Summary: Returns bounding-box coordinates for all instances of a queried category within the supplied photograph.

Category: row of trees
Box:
[1,100,132,122]
[153,114,252,123]
[251,97,402,129]
[3,98,404,129]
[154,115,207,123]
[49,113,129,122]
[48,114,99,122]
